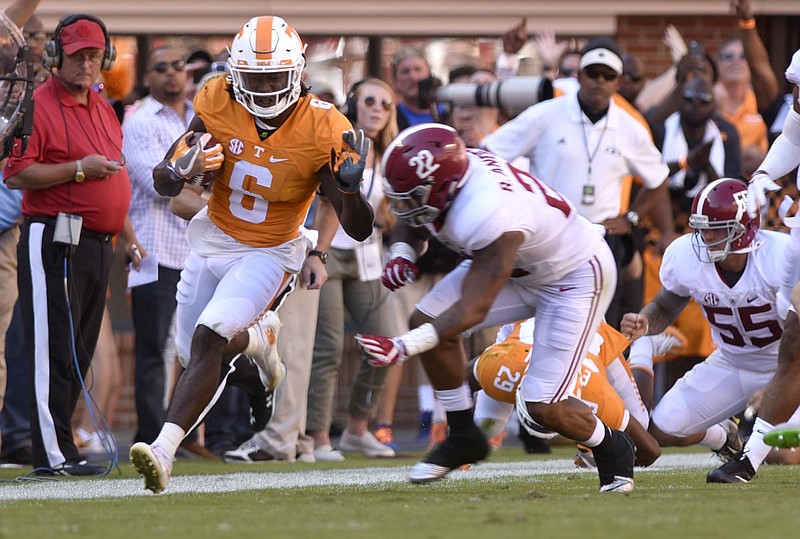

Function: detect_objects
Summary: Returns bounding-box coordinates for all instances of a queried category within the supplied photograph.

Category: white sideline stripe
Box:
[0,453,716,500]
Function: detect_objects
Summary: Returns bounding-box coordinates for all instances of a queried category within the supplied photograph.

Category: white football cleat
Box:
[599,476,635,493]
[251,311,286,391]
[130,442,173,494]
[408,462,453,484]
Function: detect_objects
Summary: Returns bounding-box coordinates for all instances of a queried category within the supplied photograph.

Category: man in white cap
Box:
[483,37,673,328]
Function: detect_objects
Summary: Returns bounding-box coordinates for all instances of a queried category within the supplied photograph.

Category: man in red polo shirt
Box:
[3,13,142,476]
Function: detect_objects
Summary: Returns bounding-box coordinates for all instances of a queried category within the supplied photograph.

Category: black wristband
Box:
[309,250,328,264]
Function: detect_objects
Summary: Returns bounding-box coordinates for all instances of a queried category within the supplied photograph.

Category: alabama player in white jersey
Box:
[741,48,800,461]
[621,178,800,483]
[356,124,637,493]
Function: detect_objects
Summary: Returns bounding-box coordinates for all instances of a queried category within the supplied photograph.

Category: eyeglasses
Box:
[23,31,46,42]
[65,51,104,66]
[559,67,576,77]
[583,67,618,82]
[363,96,393,111]
[151,60,186,74]
[719,51,746,62]
[682,90,713,105]
[622,73,643,83]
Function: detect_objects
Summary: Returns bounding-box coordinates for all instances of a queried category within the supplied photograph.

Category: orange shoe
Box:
[488,431,507,451]
[373,424,398,450]
[427,421,448,451]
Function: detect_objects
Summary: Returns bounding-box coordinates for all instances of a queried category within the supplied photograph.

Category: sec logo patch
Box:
[228,138,244,155]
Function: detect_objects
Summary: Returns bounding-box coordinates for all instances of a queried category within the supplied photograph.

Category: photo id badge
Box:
[356,229,383,282]
[582,184,596,206]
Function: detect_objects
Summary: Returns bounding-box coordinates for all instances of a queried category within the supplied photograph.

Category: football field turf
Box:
[1,446,798,539]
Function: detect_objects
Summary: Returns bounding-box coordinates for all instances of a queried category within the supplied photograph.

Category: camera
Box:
[418,75,554,117]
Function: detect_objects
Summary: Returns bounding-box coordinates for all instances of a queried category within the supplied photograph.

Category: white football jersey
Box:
[430,149,607,285]
[660,230,790,372]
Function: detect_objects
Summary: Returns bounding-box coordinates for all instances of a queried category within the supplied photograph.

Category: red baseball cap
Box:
[60,19,105,55]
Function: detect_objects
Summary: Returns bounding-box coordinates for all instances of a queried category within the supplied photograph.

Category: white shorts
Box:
[417,245,616,404]
[651,349,773,436]
[175,249,291,365]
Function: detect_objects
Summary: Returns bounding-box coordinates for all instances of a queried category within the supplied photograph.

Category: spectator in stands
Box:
[714,0,779,177]
[21,14,47,88]
[392,45,445,130]
[303,78,400,461]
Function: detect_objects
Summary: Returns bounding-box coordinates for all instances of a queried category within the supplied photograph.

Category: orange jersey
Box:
[724,88,768,154]
[475,321,633,429]
[194,77,352,247]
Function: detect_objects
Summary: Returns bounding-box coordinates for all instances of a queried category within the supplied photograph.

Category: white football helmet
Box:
[227,16,307,119]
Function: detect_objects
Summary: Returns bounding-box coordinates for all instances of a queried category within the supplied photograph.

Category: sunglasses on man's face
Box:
[583,67,618,82]
[151,60,186,74]
[363,96,393,111]
[719,51,746,62]
[622,72,643,83]
[682,90,713,105]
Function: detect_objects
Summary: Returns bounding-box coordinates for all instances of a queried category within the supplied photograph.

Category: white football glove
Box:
[779,195,800,228]
[746,171,781,218]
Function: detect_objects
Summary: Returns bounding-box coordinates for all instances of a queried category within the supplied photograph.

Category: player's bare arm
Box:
[431,231,524,340]
[301,196,336,290]
[622,288,689,339]
[170,183,208,221]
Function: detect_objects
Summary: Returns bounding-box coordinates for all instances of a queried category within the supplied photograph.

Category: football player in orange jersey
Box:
[468,318,665,466]
[130,16,374,494]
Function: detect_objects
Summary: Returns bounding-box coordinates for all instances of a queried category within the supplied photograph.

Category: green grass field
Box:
[1,446,798,539]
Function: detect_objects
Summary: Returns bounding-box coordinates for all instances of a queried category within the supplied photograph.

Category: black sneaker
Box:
[713,419,742,463]
[223,438,276,463]
[593,429,635,493]
[408,423,489,484]
[707,454,757,483]
[227,354,277,431]
[519,427,552,454]
[36,458,106,476]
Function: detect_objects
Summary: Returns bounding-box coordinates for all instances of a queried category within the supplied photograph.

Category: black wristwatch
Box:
[309,249,328,264]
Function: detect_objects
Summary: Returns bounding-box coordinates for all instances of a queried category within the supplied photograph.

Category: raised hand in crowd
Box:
[533,28,569,69]
[663,24,687,64]
[502,17,528,55]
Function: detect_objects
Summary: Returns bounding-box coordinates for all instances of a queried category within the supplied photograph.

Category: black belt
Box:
[25,216,113,242]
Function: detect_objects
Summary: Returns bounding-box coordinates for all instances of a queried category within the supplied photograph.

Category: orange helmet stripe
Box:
[254,16,274,60]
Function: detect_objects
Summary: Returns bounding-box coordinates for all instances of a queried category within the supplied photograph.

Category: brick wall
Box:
[617,15,739,79]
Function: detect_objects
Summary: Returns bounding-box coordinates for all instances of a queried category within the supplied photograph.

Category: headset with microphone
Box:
[42,14,116,72]
[343,79,366,125]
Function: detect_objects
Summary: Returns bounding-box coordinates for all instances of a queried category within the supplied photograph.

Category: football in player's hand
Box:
[186,131,222,186]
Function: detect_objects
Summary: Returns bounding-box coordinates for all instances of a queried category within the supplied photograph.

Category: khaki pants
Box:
[0,225,20,419]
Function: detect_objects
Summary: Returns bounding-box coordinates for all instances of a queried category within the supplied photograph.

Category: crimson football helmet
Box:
[688,178,760,263]
[381,123,469,227]
[227,16,306,119]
